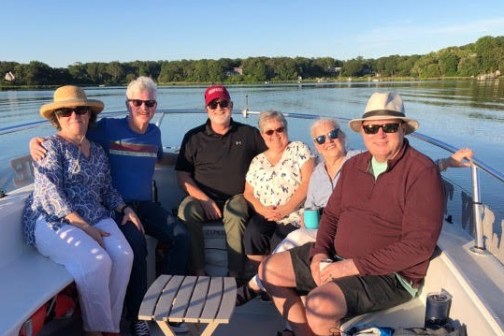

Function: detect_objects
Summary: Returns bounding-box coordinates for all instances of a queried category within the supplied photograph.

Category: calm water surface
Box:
[1,80,503,214]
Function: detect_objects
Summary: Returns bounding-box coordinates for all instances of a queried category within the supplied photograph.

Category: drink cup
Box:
[303,208,320,229]
[424,291,452,328]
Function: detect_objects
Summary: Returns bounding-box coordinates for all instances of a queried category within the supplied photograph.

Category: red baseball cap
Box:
[204,85,231,105]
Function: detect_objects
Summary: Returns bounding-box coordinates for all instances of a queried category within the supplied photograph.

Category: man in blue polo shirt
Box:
[176,85,267,280]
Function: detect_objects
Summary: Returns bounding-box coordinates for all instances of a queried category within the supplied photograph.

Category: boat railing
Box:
[1,108,503,260]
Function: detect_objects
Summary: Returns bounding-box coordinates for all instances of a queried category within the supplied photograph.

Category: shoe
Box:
[168,322,189,333]
[131,320,150,336]
[235,284,259,306]
[260,291,272,302]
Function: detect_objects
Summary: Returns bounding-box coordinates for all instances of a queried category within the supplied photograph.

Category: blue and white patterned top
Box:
[245,141,314,226]
[23,134,124,246]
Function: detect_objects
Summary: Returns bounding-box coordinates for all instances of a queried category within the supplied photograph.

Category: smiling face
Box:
[206,99,233,128]
[312,120,346,161]
[55,106,90,136]
[261,117,289,152]
[126,89,157,124]
[361,118,405,162]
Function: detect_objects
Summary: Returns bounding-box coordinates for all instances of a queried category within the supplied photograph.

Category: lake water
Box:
[1,80,503,216]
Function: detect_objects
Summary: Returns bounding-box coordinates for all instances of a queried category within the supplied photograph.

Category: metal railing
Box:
[2,108,503,255]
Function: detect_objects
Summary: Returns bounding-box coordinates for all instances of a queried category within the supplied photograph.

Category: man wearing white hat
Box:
[260,92,445,336]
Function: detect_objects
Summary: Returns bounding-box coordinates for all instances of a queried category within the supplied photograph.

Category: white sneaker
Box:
[169,322,189,333]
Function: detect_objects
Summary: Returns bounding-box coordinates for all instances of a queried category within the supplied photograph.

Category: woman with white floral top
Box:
[243,111,315,265]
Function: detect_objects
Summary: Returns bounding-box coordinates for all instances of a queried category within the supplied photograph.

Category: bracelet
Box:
[120,204,129,215]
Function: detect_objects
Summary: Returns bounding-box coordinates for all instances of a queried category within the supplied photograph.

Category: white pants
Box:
[35,217,133,333]
[253,228,317,291]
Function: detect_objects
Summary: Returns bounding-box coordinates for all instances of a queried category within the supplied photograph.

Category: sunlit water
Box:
[1,80,503,217]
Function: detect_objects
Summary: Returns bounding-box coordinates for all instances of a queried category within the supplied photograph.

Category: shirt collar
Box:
[204,118,236,136]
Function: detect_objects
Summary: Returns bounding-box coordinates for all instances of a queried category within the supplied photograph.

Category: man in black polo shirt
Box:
[176,85,267,279]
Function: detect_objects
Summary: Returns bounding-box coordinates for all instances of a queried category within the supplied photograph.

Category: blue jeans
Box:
[118,200,190,321]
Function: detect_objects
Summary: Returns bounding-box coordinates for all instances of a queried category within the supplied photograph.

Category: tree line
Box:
[1,35,503,87]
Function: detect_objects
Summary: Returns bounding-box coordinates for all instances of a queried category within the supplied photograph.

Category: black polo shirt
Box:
[175,118,267,203]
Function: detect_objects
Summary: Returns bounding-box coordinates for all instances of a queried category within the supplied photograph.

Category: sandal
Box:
[276,329,295,336]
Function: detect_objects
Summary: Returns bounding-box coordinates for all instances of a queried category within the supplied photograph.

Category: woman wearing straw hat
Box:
[22,85,139,336]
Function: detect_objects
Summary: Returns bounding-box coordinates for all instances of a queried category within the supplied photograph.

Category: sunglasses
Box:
[314,128,339,145]
[207,100,230,109]
[55,107,90,118]
[264,126,286,136]
[362,123,401,135]
[128,99,157,108]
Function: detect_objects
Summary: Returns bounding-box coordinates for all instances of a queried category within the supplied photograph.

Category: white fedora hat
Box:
[348,92,419,134]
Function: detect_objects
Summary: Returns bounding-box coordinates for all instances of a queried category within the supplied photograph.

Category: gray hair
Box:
[310,118,345,139]
[258,110,288,133]
[126,76,157,99]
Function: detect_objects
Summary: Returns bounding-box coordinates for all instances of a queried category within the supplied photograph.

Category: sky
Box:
[3,0,504,68]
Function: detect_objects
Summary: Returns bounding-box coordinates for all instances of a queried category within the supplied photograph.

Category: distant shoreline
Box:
[0,76,492,91]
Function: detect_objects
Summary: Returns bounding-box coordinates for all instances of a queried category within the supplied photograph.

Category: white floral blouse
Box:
[246,141,314,226]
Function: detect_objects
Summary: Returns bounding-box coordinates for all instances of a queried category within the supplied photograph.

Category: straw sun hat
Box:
[348,92,419,135]
[40,85,104,119]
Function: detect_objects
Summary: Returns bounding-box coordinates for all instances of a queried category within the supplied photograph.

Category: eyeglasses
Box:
[314,128,339,145]
[128,99,157,108]
[207,100,230,109]
[362,123,401,135]
[264,127,286,136]
[55,107,90,117]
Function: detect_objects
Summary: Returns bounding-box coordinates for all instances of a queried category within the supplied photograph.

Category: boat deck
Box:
[39,297,286,336]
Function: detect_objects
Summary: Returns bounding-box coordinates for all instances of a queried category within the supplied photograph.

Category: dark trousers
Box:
[243,213,298,256]
[118,200,190,321]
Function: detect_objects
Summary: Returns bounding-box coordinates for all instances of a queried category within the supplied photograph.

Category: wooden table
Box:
[138,275,237,336]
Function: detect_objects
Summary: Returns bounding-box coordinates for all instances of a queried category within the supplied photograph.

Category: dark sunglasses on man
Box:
[362,123,401,135]
[207,100,230,109]
[55,107,90,118]
[128,99,157,108]
[313,128,339,145]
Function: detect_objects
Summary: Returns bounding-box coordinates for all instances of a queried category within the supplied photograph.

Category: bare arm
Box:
[29,137,47,161]
[65,212,109,247]
[438,148,474,171]
[176,170,222,220]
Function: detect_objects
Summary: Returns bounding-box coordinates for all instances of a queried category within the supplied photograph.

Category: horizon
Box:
[3,1,504,68]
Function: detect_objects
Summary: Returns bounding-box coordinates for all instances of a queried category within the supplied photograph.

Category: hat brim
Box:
[348,116,419,135]
[40,99,104,119]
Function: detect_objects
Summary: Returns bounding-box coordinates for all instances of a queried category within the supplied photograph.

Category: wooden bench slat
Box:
[185,276,211,323]
[215,277,237,322]
[169,276,197,321]
[155,275,185,320]
[139,275,237,335]
[138,274,172,320]
[199,277,224,322]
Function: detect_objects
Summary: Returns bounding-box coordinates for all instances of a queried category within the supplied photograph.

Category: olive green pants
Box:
[178,194,250,276]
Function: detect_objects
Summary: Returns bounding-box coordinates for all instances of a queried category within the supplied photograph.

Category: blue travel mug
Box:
[303,208,320,229]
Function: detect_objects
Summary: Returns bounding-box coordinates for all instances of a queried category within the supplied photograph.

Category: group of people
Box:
[24,80,473,336]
